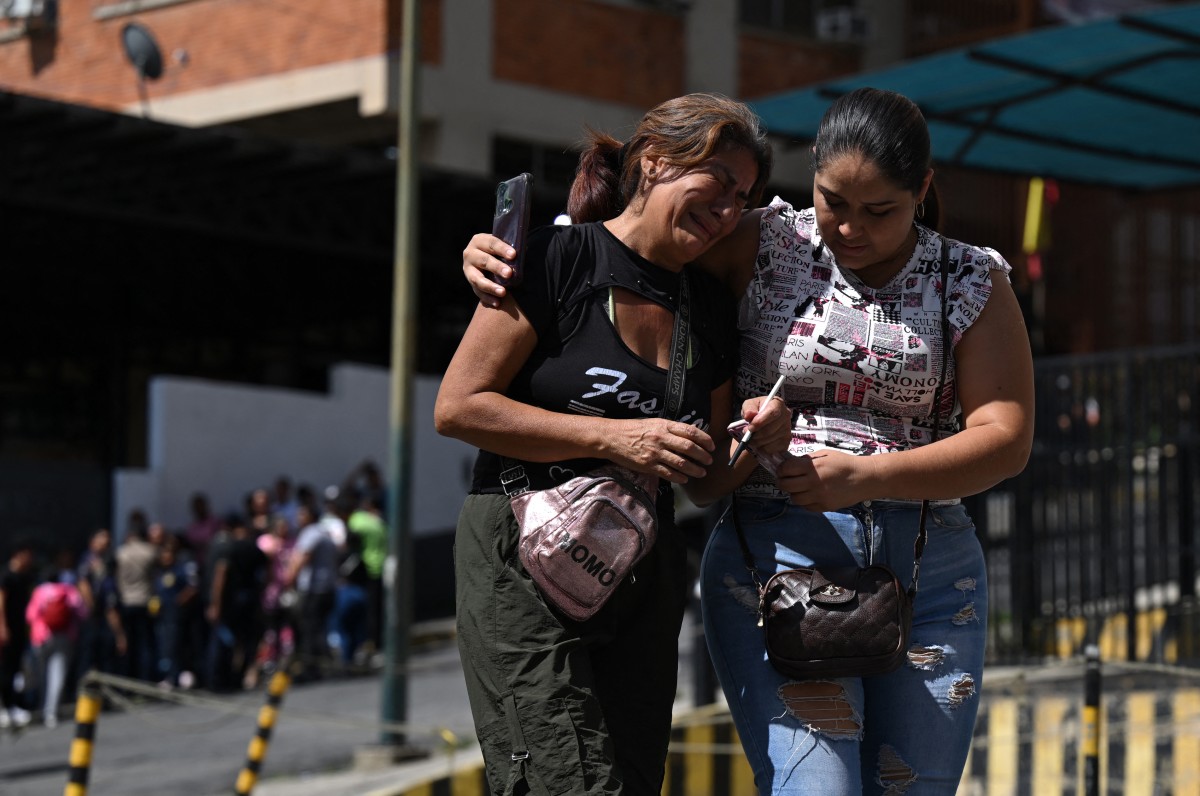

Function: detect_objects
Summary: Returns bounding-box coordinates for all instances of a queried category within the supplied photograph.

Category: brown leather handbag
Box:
[752,559,915,678]
[732,243,952,680]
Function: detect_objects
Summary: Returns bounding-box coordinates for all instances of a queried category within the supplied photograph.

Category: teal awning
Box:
[750,2,1200,191]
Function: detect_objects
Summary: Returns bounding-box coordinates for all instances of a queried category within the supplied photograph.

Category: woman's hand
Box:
[737,395,792,456]
[463,233,516,309]
[777,450,879,513]
[605,419,716,484]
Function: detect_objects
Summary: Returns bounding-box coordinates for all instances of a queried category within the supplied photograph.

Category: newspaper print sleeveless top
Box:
[734,197,1013,498]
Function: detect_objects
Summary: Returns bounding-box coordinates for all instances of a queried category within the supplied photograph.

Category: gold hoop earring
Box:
[916,201,926,220]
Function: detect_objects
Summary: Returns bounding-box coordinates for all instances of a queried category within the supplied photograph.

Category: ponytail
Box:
[566,129,626,224]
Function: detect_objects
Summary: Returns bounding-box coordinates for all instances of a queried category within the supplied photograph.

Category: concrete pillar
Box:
[421,0,494,174]
[858,0,906,72]
[685,0,738,96]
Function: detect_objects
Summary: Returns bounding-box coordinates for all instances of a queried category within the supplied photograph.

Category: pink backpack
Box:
[41,584,76,633]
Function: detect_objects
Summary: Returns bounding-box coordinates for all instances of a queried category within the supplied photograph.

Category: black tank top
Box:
[471,222,737,494]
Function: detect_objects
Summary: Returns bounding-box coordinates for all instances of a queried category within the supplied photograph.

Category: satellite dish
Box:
[121,22,163,81]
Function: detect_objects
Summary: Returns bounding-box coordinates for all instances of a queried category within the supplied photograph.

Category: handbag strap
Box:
[909,237,952,598]
[662,272,691,420]
[731,240,953,601]
[501,271,691,496]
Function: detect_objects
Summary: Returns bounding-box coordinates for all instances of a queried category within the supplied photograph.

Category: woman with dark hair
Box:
[463,87,1035,794]
[435,92,791,795]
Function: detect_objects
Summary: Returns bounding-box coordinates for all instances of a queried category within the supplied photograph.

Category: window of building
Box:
[1146,208,1172,346]
[1182,213,1199,343]
[740,0,819,36]
[907,0,1032,54]
[740,0,872,41]
[1113,203,1200,348]
[492,137,580,192]
[0,0,55,40]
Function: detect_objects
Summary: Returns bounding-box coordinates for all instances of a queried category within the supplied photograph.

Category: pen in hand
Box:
[728,373,787,468]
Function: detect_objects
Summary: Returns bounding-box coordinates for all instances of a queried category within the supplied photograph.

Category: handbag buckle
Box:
[808,572,856,605]
[500,464,530,497]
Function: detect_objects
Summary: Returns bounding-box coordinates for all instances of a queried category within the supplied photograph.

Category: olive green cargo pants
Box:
[453,493,688,796]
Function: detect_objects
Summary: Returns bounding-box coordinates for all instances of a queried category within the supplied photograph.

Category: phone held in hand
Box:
[490,172,533,287]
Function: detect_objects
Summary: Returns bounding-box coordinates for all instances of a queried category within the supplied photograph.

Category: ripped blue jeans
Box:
[701,497,987,795]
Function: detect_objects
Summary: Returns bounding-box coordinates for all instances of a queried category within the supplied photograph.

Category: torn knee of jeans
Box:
[907,645,946,670]
[777,680,861,740]
[952,602,978,625]
[947,673,976,708]
[877,744,917,794]
[721,573,760,615]
[953,576,977,594]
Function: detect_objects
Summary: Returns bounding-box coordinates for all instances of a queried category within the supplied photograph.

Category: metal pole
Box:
[382,0,420,749]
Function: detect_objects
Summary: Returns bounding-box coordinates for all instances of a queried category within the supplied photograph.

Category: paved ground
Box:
[0,638,466,795]
[4,614,1185,796]
[0,612,711,796]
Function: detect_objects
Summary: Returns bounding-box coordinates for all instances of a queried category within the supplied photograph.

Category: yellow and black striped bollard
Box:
[234,668,292,796]
[1082,644,1101,796]
[64,675,103,796]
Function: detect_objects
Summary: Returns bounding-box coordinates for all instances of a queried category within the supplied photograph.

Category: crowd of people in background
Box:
[0,461,389,730]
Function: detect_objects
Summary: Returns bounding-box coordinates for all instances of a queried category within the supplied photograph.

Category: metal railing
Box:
[974,344,1200,666]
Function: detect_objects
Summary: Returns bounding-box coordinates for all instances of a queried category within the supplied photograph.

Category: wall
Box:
[0,0,420,109]
[492,0,685,109]
[111,363,477,537]
[0,457,110,557]
[1,0,863,187]
[737,30,859,99]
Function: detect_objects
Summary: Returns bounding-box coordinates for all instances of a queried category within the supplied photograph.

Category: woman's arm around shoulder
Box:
[460,233,516,309]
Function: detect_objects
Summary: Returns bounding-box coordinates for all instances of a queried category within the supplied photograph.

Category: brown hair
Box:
[567,93,773,224]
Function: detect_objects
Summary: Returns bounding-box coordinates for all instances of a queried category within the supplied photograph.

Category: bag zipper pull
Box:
[756,588,766,628]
